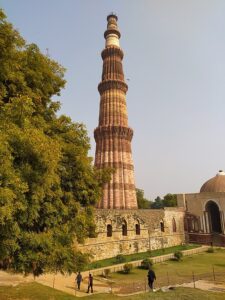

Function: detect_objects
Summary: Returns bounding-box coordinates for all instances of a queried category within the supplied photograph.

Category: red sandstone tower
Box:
[94,14,137,209]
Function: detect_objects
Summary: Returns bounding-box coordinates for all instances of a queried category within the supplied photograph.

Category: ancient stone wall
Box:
[78,208,185,261]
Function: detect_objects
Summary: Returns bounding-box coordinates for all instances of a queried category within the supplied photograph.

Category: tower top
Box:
[107,13,118,21]
[104,13,121,47]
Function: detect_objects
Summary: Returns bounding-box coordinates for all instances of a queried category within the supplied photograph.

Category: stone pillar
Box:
[203,211,207,233]
[200,215,204,232]
[94,14,137,209]
[220,211,225,234]
[204,211,210,233]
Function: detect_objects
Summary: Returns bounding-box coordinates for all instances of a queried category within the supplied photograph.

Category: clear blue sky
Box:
[1,0,225,200]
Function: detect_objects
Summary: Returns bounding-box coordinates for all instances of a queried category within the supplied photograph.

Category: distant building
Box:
[177,170,225,246]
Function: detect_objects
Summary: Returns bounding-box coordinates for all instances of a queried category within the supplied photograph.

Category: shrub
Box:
[174,251,183,261]
[114,254,126,264]
[181,244,188,250]
[123,263,133,274]
[207,247,214,253]
[140,258,153,270]
[103,268,110,278]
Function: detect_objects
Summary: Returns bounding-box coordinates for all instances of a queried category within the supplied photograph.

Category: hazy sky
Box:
[1,0,225,200]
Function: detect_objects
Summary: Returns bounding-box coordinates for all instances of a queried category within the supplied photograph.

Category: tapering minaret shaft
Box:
[94,14,137,209]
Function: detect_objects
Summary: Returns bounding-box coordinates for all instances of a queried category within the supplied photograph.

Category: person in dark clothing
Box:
[87,273,93,293]
[147,268,156,290]
[76,271,82,290]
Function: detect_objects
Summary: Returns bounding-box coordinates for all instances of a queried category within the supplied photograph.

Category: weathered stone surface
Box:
[78,208,185,261]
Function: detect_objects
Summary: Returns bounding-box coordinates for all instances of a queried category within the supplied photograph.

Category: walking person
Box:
[147,268,156,291]
[76,271,82,290]
[86,273,94,293]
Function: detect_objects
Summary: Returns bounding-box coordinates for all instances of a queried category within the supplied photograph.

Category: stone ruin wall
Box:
[78,208,185,261]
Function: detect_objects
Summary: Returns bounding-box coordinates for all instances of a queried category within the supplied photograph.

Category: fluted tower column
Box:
[94,14,137,209]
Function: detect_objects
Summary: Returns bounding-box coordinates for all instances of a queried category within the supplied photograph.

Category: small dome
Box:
[200,170,225,193]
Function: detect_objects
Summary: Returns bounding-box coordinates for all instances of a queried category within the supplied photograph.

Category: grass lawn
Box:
[87,244,200,269]
[0,283,225,300]
[108,248,225,292]
[0,282,76,300]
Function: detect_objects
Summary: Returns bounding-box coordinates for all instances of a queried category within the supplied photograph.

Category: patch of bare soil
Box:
[180,280,225,293]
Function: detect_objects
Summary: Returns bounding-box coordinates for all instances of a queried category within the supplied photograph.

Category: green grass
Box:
[109,248,225,289]
[87,244,200,269]
[0,283,225,300]
[0,282,76,300]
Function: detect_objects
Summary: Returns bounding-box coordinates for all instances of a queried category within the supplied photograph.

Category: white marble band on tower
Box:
[105,14,120,47]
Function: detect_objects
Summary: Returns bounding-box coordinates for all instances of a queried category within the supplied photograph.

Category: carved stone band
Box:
[95,162,134,170]
[101,46,124,60]
[98,79,128,94]
[94,125,133,141]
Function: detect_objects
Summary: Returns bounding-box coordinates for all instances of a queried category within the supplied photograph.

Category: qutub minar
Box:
[94,14,137,209]
[78,15,225,261]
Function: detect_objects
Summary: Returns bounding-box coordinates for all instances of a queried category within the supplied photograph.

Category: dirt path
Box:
[0,270,112,297]
[180,279,225,293]
[0,271,33,287]
[34,272,112,297]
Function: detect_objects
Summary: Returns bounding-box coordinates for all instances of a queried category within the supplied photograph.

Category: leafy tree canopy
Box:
[163,193,177,207]
[0,9,110,276]
[151,194,177,209]
[136,188,152,209]
[136,189,177,209]
[0,9,65,110]
[151,196,164,209]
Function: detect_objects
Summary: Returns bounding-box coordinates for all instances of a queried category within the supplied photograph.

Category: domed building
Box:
[177,171,225,246]
[200,170,225,193]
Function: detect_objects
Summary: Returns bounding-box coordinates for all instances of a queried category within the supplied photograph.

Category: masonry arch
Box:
[107,224,112,237]
[205,200,222,233]
[122,220,127,236]
[172,218,177,232]
[135,220,141,235]
[160,220,165,232]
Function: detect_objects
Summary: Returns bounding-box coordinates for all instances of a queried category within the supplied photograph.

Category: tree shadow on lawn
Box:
[214,263,225,267]
[117,271,131,275]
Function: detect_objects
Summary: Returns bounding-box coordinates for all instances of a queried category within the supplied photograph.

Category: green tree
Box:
[151,194,177,209]
[151,196,163,209]
[136,188,152,209]
[163,193,177,207]
[0,9,65,110]
[0,10,110,276]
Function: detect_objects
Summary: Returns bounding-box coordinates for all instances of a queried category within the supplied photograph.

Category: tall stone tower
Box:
[94,14,137,209]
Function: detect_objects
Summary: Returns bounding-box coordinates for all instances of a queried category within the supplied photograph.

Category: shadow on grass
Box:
[215,263,225,267]
[116,271,135,275]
